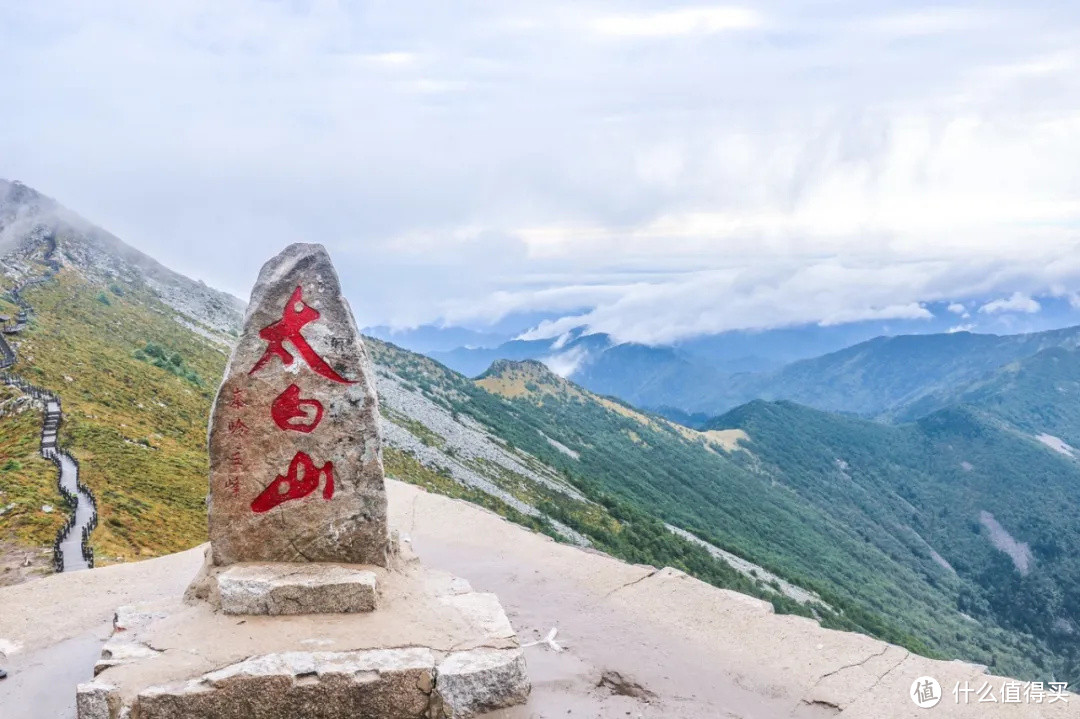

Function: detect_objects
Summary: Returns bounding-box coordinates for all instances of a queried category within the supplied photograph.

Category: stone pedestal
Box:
[214,563,379,615]
[78,549,529,718]
[75,244,530,718]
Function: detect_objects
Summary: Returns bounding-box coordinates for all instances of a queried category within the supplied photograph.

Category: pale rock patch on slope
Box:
[978,511,1034,576]
[700,428,749,452]
[1036,433,1076,457]
[374,367,590,546]
[905,526,957,574]
[539,431,580,460]
[665,524,824,606]
[173,316,233,351]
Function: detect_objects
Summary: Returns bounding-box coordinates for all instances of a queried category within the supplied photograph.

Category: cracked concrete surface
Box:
[0,480,1074,718]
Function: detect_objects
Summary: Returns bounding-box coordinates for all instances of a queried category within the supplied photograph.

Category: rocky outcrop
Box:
[208,243,388,567]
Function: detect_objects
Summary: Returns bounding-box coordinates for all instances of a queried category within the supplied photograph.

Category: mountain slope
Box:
[0,180,242,564]
[368,345,825,615]
[896,345,1080,442]
[371,343,1080,681]
[707,397,1080,682]
[746,328,1080,419]
[0,180,243,335]
[2,264,233,562]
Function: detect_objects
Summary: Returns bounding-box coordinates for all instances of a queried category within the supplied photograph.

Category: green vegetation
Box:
[134,342,204,386]
[711,399,1080,682]
[899,345,1080,443]
[370,342,935,647]
[0,386,66,546]
[4,270,229,563]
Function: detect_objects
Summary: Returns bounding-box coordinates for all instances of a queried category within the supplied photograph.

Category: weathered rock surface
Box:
[215,563,378,615]
[435,648,530,717]
[74,682,118,719]
[129,649,435,719]
[208,243,388,567]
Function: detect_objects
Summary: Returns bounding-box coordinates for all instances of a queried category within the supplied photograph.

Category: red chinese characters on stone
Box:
[229,387,247,409]
[250,452,335,513]
[227,450,244,495]
[271,384,324,433]
[248,286,355,385]
[228,418,250,437]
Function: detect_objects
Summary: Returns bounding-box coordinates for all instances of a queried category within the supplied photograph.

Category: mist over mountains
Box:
[370,299,1080,420]
[0,179,243,335]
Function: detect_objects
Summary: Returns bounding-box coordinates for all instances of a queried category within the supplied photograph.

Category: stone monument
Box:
[77,244,530,718]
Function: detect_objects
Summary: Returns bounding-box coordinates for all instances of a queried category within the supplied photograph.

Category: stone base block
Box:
[434,648,531,717]
[79,552,529,718]
[215,563,378,615]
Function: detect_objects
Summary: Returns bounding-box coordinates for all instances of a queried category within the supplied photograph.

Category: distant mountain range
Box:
[710,325,1080,422]
[377,317,1080,423]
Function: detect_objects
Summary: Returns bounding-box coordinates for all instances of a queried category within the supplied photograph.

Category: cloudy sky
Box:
[2,1,1079,344]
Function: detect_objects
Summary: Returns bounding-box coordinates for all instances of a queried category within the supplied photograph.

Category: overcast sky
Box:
[2,1,1078,344]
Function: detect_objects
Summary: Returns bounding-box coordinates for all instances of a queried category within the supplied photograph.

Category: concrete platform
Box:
[77,548,529,718]
[214,563,378,615]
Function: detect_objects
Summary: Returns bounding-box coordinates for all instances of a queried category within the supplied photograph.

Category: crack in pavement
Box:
[866,650,910,694]
[603,568,660,598]
[813,645,891,685]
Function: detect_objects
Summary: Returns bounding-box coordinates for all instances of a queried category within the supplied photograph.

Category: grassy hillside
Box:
[897,345,1080,442]
[372,348,828,616]
[0,386,65,548]
[4,269,230,563]
[709,399,1080,682]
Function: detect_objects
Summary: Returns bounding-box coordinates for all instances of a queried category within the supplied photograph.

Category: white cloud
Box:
[362,52,418,68]
[979,292,1042,315]
[819,303,932,327]
[1,2,1079,341]
[948,323,975,333]
[542,345,591,377]
[590,7,762,38]
[863,8,989,37]
[947,302,966,314]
